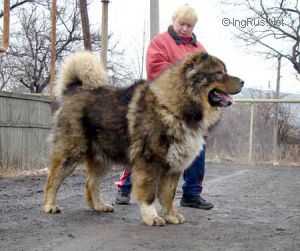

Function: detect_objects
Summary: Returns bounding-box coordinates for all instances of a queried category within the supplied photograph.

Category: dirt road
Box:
[1,164,300,251]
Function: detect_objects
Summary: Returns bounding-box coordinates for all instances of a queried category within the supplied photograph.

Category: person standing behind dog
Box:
[115,4,214,210]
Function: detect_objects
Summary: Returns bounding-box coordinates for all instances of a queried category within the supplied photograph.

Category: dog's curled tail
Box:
[54,51,108,97]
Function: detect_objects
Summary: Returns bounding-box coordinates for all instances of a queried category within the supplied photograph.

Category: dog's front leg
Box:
[132,160,166,226]
[158,171,185,224]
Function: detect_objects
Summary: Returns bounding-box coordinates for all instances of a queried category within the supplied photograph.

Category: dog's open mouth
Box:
[208,88,233,107]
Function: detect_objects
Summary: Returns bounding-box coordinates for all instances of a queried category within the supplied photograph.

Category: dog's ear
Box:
[184,52,209,80]
[191,52,209,65]
[200,52,209,61]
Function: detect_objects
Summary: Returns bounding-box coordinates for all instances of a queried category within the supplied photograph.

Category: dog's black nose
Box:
[240,80,245,87]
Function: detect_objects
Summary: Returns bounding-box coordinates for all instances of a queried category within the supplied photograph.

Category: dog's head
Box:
[182,52,244,107]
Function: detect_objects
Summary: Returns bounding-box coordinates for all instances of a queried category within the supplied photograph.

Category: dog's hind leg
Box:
[158,171,185,224]
[43,152,79,214]
[132,159,166,226]
[85,156,113,212]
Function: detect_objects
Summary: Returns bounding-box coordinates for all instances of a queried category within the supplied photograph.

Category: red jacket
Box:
[146,26,206,81]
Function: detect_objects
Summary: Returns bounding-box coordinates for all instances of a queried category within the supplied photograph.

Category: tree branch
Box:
[0,0,33,18]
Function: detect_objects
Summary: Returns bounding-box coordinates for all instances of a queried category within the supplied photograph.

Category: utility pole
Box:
[79,0,92,50]
[150,0,159,39]
[0,0,10,54]
[50,0,57,96]
[101,0,109,69]
[273,56,282,165]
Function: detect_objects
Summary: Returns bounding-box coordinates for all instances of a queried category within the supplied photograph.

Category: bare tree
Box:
[222,0,300,74]
[0,56,14,90]
[277,103,296,143]
[0,1,137,92]
[107,39,137,86]
[121,11,148,81]
[0,0,33,18]
[3,2,83,93]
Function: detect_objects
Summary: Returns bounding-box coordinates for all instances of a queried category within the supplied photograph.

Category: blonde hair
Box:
[172,5,198,26]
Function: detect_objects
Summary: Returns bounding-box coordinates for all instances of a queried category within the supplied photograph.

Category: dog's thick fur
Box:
[43,51,243,226]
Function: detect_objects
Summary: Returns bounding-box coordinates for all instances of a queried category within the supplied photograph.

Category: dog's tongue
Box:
[214,91,233,106]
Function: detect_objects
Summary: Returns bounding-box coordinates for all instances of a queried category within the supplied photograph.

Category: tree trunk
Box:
[79,0,92,50]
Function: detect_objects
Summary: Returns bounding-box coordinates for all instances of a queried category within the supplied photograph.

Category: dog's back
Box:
[51,51,147,165]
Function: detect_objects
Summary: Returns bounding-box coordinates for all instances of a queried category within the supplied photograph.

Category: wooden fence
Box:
[0,92,52,170]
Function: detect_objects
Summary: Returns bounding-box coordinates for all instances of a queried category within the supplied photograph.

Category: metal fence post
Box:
[248,103,254,163]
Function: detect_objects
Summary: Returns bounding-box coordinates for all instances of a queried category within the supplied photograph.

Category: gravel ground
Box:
[1,163,300,251]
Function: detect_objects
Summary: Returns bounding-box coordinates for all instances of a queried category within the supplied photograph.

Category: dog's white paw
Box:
[140,203,166,226]
[94,204,114,213]
[143,215,166,226]
[164,212,185,224]
[43,204,61,214]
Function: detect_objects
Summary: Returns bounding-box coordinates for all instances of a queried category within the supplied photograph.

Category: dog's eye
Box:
[216,71,225,77]
[211,72,225,82]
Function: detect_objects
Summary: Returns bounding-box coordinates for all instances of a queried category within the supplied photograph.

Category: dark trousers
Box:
[116,147,206,198]
[182,146,205,198]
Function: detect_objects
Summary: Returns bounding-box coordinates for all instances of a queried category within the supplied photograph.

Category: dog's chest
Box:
[166,127,205,173]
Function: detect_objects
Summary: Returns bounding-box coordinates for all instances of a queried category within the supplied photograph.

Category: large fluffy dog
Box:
[43,51,243,226]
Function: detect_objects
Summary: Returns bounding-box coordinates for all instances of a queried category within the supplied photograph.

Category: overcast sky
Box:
[90,0,300,95]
